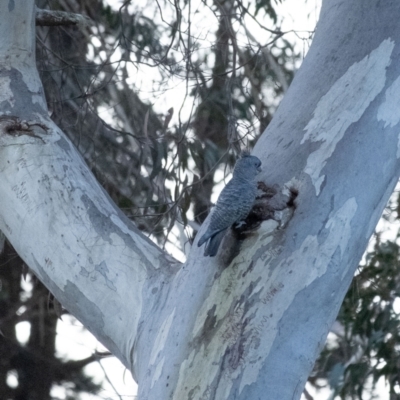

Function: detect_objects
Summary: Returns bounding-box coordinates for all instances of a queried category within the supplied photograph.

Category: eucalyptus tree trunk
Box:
[1,1,400,399]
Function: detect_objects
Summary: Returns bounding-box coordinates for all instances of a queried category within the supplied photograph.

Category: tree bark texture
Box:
[1,1,400,399]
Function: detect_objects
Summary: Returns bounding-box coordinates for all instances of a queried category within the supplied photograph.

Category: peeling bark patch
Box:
[80,194,158,270]
[149,308,175,366]
[200,305,218,342]
[81,195,113,243]
[63,281,106,331]
[301,39,394,195]
[377,75,400,129]
[32,256,130,367]
[95,261,117,291]
[227,343,243,371]
[151,357,165,389]
[7,68,46,114]
[175,276,263,397]
[0,77,14,107]
[376,76,400,158]
[33,255,105,333]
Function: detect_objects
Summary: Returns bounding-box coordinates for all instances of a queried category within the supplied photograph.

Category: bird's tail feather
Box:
[197,232,210,247]
[204,229,226,257]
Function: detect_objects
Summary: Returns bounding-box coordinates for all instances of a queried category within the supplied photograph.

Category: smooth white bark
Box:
[0,0,174,372]
[1,1,400,399]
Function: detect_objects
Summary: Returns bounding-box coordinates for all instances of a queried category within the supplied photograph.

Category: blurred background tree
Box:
[6,1,400,400]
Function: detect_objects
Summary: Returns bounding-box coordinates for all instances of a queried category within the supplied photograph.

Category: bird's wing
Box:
[198,179,256,252]
[207,180,254,232]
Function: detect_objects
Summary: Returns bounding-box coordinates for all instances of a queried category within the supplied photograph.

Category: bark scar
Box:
[0,116,48,142]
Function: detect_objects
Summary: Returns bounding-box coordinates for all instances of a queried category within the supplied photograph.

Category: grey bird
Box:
[197,154,262,257]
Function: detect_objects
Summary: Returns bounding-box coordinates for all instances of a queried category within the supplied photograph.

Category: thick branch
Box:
[0,1,177,374]
[36,9,91,27]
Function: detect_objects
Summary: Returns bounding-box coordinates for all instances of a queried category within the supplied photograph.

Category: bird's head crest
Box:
[239,150,251,158]
[234,151,262,176]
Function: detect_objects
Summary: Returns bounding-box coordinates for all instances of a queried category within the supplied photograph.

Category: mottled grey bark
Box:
[1,1,400,399]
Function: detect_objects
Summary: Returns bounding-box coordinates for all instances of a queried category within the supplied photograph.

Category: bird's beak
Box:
[257,166,262,173]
